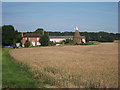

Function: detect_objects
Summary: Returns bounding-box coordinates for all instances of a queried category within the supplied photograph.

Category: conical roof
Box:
[73,27,81,44]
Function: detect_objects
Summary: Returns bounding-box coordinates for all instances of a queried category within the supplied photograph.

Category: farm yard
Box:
[9,43,118,88]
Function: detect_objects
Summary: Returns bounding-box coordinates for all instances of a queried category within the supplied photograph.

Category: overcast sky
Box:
[2,2,118,33]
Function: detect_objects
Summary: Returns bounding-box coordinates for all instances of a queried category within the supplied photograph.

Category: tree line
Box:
[48,31,120,42]
[2,25,120,46]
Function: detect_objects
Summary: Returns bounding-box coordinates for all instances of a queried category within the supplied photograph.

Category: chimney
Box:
[42,30,44,35]
[21,32,23,37]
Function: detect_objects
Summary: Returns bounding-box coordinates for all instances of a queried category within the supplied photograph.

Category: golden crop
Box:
[9,43,118,88]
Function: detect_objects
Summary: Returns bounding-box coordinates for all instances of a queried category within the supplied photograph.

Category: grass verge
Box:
[2,48,44,88]
[0,48,2,89]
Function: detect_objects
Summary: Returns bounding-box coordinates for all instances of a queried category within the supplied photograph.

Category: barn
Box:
[49,36,86,43]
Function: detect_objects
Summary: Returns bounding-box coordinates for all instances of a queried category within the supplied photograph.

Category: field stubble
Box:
[9,43,118,88]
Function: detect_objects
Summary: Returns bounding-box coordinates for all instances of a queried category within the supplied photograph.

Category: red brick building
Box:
[21,33,41,47]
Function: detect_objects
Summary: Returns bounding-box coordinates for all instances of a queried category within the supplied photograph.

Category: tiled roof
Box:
[23,33,40,37]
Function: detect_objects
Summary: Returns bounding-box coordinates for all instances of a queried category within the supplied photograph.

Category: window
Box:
[37,38,39,41]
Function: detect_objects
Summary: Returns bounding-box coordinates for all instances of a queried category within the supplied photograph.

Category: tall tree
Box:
[39,32,50,46]
[2,25,20,46]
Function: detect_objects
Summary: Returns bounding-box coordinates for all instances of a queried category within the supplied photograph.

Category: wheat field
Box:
[9,43,118,88]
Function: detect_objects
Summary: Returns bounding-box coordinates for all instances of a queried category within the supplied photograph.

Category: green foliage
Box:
[80,41,99,45]
[2,48,44,88]
[49,41,56,46]
[34,28,44,35]
[20,42,22,47]
[24,39,30,48]
[59,39,73,45]
[48,31,120,42]
[97,32,114,42]
[40,33,50,46]
[80,32,117,42]
[2,25,21,46]
[65,39,73,44]
[2,25,120,47]
[48,31,73,36]
[12,40,17,46]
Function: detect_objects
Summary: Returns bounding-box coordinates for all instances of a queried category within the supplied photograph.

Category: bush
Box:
[40,33,49,46]
[79,41,99,45]
[24,39,30,48]
[49,41,56,46]
[59,39,73,45]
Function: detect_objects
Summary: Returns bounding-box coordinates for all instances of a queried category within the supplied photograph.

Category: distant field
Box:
[10,43,118,88]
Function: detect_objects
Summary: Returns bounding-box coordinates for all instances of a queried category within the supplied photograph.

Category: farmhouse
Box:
[21,26,86,47]
[21,33,41,47]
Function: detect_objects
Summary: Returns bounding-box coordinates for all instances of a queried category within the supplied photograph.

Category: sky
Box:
[2,2,118,33]
[1,0,120,2]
